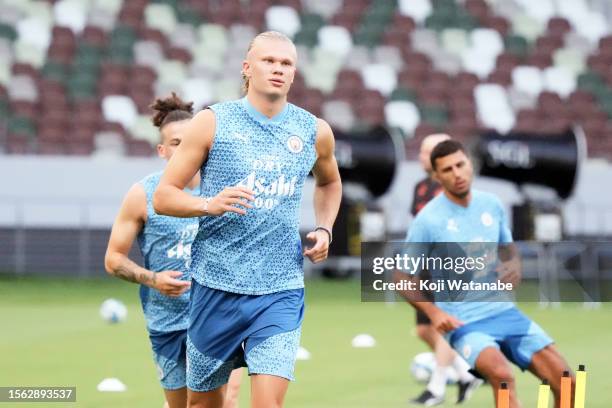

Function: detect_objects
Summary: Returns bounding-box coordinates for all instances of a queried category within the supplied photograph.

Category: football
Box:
[410,352,459,384]
[99,298,127,323]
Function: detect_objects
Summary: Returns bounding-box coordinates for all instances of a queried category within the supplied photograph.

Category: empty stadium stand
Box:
[1,0,611,159]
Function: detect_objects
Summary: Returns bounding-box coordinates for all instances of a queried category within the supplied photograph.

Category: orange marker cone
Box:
[560,370,572,408]
[498,382,509,408]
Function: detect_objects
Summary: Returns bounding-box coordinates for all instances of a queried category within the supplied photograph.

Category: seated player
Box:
[397,139,576,408]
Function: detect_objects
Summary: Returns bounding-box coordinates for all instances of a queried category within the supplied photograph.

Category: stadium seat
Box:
[157,60,187,89]
[384,100,421,136]
[411,29,440,58]
[92,0,123,16]
[229,24,257,50]
[102,95,138,129]
[129,115,159,144]
[475,83,515,133]
[54,0,89,34]
[470,28,504,58]
[169,23,197,51]
[343,45,372,71]
[8,74,38,101]
[87,7,116,31]
[266,6,301,38]
[512,65,544,97]
[16,17,51,52]
[361,63,397,97]
[0,61,10,87]
[133,40,164,69]
[197,24,228,57]
[302,0,343,19]
[511,13,545,42]
[553,48,587,77]
[372,46,403,72]
[398,0,433,24]
[14,40,45,68]
[543,66,576,98]
[144,3,177,36]
[461,48,497,78]
[318,25,353,59]
[181,77,214,111]
[557,0,608,43]
[515,0,555,24]
[441,28,469,56]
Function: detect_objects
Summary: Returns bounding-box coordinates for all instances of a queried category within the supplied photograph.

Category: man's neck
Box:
[444,190,472,207]
[246,92,287,118]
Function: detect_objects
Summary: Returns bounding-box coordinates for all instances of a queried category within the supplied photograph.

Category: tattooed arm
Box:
[104,183,190,297]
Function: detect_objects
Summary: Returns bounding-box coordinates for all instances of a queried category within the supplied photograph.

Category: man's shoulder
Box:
[288,102,318,125]
[472,190,504,209]
[208,99,244,114]
[415,194,446,221]
[139,170,163,188]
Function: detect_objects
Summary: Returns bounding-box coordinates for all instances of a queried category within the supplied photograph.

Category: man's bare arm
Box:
[153,109,255,218]
[105,184,190,297]
[497,243,522,286]
[392,270,463,333]
[303,119,342,263]
[311,119,342,229]
[153,110,214,217]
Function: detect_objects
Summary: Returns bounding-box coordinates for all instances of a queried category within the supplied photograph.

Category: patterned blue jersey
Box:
[137,171,200,332]
[191,97,317,295]
[405,190,515,324]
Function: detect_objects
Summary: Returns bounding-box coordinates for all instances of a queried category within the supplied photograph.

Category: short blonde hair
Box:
[242,31,295,94]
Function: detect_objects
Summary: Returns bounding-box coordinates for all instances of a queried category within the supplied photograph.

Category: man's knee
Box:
[416,324,435,347]
[476,348,514,386]
[487,365,515,386]
[416,325,429,340]
[188,389,225,408]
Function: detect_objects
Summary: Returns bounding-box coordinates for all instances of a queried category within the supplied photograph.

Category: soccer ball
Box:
[410,352,436,382]
[99,298,127,323]
[410,352,459,384]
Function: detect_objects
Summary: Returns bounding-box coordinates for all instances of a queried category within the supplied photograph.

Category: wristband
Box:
[315,226,333,244]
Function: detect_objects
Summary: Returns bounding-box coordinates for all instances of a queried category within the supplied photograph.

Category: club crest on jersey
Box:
[287,135,303,153]
[481,212,493,227]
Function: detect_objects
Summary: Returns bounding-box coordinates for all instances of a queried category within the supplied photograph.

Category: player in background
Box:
[408,134,481,406]
[398,139,575,408]
[153,31,342,408]
[104,93,242,408]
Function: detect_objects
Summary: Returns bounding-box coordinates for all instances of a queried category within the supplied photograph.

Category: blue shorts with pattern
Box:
[187,281,304,392]
[149,329,187,390]
[448,307,554,370]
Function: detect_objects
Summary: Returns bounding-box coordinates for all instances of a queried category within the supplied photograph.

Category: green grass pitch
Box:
[0,276,610,407]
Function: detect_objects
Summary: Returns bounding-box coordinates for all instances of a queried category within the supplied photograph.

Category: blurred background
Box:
[1,0,612,406]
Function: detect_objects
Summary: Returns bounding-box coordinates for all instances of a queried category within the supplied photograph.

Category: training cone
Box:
[351,334,376,348]
[97,378,127,392]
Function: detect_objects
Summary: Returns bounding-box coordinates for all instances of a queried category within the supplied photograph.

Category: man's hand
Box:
[429,308,464,333]
[152,271,191,297]
[303,229,330,263]
[207,186,255,216]
[496,259,521,287]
